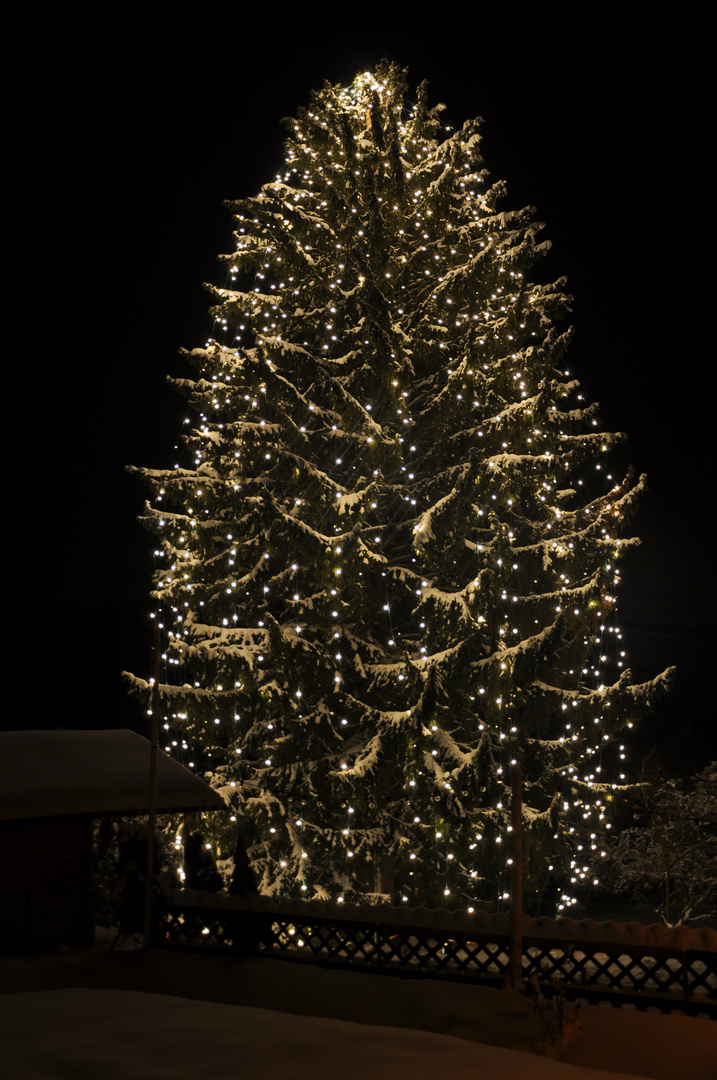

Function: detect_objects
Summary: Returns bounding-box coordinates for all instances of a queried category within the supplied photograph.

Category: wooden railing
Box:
[152,891,717,1017]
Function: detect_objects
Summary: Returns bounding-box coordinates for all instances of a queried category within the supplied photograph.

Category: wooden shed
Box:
[0,729,225,955]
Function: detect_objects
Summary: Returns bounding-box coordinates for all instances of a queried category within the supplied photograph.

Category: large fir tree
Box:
[126,63,671,912]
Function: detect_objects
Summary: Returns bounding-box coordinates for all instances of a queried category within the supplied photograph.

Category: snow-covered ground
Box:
[1,947,715,1079]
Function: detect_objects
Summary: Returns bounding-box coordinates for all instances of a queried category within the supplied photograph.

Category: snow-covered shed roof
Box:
[0,730,226,821]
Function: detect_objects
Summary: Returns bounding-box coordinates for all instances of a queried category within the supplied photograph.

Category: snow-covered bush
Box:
[594,762,716,926]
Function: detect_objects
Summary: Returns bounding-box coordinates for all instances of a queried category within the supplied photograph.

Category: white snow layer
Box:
[2,950,716,1080]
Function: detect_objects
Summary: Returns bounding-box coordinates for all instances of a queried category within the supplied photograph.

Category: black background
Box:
[10,8,712,775]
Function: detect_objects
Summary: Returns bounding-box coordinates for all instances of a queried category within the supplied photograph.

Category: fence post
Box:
[143,618,161,949]
[680,951,690,1013]
[508,762,523,989]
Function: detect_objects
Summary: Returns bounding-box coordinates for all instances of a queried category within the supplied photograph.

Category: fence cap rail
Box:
[161,888,716,953]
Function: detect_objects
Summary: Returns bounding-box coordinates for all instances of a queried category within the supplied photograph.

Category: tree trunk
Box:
[375,853,395,898]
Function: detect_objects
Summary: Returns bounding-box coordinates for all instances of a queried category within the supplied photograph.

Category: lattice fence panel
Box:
[152,903,716,1016]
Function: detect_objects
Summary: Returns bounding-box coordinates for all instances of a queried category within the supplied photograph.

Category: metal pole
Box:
[143,617,161,949]
[508,761,523,988]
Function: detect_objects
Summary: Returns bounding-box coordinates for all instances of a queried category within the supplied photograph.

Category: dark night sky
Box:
[11,10,713,774]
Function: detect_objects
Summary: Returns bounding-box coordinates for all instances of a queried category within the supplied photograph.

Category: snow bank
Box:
[2,948,716,1079]
[0,984,706,1080]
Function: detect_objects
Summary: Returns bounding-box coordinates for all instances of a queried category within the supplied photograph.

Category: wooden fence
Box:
[152,891,716,1017]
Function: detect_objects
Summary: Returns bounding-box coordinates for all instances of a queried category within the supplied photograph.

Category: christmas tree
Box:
[126,62,672,912]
